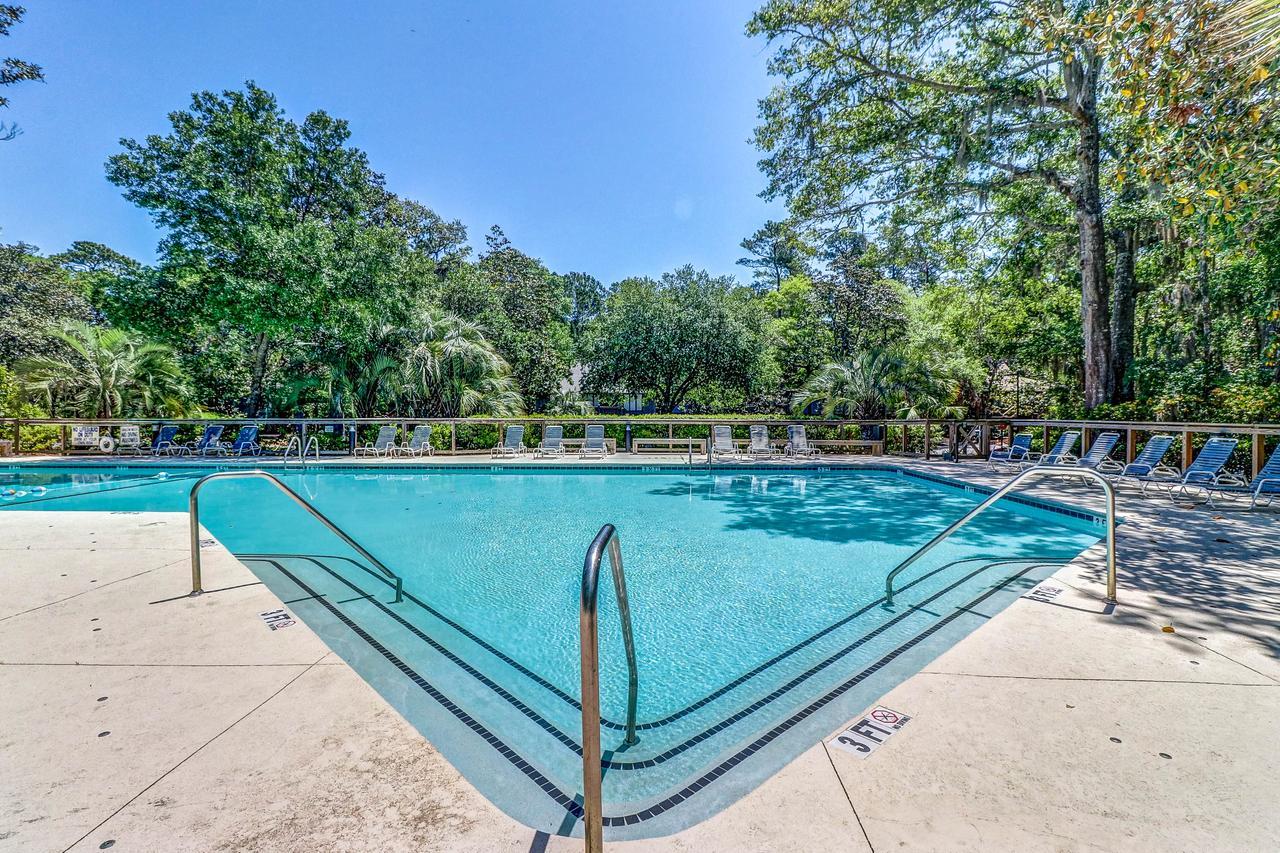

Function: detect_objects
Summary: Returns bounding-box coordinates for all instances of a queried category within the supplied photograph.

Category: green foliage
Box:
[0,243,96,366]
[0,4,42,141]
[105,82,416,414]
[792,348,963,420]
[15,321,194,418]
[405,310,524,418]
[737,220,813,291]
[584,266,767,412]
[760,275,834,391]
[475,227,572,408]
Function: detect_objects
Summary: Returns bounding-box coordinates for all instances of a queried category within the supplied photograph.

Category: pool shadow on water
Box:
[646,474,1092,558]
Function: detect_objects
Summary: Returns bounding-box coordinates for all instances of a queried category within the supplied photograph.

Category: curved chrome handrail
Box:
[188,470,403,603]
[885,466,1117,606]
[580,523,639,853]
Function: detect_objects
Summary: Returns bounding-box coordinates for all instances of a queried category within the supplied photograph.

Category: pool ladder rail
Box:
[186,470,403,603]
[579,523,639,853]
[283,434,320,466]
[884,465,1118,606]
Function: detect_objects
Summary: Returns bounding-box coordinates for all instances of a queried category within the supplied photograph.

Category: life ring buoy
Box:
[99,436,116,453]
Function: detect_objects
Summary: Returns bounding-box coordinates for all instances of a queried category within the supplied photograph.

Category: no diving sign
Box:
[827,706,912,758]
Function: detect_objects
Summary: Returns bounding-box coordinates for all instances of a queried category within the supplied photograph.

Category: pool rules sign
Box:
[827,706,911,758]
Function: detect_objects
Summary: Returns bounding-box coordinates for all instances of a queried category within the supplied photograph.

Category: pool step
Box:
[238,550,1057,811]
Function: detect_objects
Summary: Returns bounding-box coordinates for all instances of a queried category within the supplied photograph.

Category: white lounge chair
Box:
[399,425,434,457]
[711,425,740,461]
[536,425,565,458]
[746,425,775,460]
[493,425,526,457]
[356,425,398,457]
[785,424,817,458]
[579,425,608,459]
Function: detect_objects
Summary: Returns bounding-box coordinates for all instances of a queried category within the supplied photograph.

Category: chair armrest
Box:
[1251,476,1280,494]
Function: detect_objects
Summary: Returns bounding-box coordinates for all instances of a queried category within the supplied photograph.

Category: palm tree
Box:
[405,311,524,418]
[791,347,964,420]
[1216,0,1280,66]
[18,322,194,418]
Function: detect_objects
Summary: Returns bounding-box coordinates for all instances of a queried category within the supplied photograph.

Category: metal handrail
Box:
[579,523,639,853]
[885,466,1118,606]
[188,470,403,603]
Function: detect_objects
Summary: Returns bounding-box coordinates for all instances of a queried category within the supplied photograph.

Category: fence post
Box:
[1182,430,1194,470]
[451,421,457,455]
[1125,428,1136,463]
[12,420,20,455]
[61,425,69,456]
[922,420,931,459]
[1252,431,1265,477]
[1042,423,1051,453]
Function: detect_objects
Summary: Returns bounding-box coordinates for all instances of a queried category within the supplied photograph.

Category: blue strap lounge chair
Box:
[355,425,399,457]
[177,424,224,457]
[1074,431,1121,470]
[226,425,262,457]
[399,425,434,457]
[1152,436,1240,500]
[746,425,775,460]
[786,424,817,458]
[1099,434,1175,486]
[150,424,180,456]
[579,425,607,459]
[535,425,565,458]
[1200,442,1280,509]
[492,425,526,458]
[988,434,1033,470]
[1019,431,1080,469]
[711,425,740,461]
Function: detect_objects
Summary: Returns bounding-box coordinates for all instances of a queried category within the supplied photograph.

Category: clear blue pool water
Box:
[0,463,1105,838]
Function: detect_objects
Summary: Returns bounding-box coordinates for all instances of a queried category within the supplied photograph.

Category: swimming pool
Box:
[0,463,1106,838]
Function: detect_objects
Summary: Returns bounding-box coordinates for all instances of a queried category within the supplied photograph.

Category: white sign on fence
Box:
[71,425,100,447]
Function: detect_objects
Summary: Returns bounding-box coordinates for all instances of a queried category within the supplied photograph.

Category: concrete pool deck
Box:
[1,454,1277,852]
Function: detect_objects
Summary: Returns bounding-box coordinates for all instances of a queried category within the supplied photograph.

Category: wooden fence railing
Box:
[2,416,1277,474]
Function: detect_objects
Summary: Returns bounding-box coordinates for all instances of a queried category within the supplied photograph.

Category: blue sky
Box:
[0,1,785,284]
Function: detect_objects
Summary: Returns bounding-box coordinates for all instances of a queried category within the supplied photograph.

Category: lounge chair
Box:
[150,425,180,456]
[785,424,817,458]
[176,424,224,457]
[1201,442,1280,509]
[1073,431,1121,470]
[355,425,399,457]
[711,425,740,461]
[114,424,143,456]
[536,425,565,458]
[1019,431,1080,469]
[1149,436,1240,500]
[492,425,526,458]
[988,434,1033,470]
[399,425,434,457]
[579,424,607,459]
[746,425,776,460]
[1099,434,1175,487]
[224,425,263,457]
